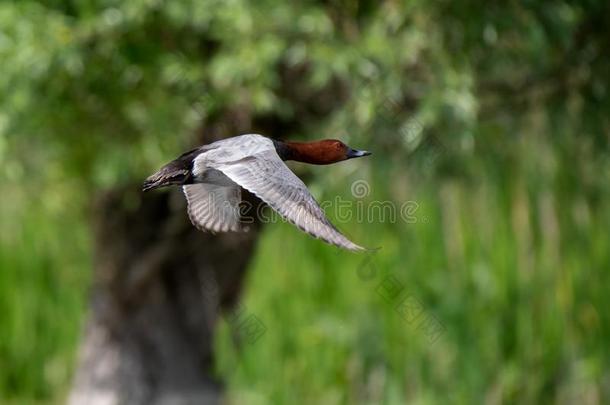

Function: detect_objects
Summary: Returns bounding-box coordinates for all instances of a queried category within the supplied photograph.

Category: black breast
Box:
[272,139,292,161]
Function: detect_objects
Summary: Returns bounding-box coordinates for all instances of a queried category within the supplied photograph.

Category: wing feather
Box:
[209,150,364,251]
[183,184,241,233]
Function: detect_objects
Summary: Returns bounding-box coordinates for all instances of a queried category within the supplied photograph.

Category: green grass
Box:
[0,182,90,404]
[216,180,610,404]
[1,176,609,404]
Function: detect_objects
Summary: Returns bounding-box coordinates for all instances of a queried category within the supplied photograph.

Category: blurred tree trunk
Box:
[68,66,341,405]
[69,113,265,405]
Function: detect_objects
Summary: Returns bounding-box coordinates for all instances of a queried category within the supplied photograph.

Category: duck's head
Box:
[328,139,372,161]
[278,139,371,165]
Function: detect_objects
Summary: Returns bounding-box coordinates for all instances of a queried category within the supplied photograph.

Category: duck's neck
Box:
[273,140,341,165]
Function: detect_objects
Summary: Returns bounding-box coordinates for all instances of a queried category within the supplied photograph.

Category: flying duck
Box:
[143,134,371,251]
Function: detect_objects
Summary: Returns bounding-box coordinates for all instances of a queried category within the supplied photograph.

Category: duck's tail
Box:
[142,148,199,192]
[142,166,189,191]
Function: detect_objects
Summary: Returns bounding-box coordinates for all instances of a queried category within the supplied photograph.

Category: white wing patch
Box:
[183,184,241,232]
[209,150,364,251]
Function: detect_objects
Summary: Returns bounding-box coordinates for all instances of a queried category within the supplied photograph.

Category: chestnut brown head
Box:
[277,139,371,165]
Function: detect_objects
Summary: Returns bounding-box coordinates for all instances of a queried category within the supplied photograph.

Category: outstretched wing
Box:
[209,150,364,251]
[183,184,241,232]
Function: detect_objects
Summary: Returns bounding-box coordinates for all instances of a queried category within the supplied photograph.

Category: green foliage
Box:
[1,0,609,403]
[0,179,90,401]
[218,181,610,403]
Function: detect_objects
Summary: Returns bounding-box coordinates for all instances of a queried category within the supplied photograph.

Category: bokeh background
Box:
[1,0,609,404]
